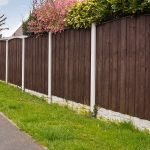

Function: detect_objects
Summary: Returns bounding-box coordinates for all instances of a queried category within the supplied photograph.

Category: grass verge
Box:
[0,82,150,150]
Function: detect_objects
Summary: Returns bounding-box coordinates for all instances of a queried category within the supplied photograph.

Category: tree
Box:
[33,0,55,7]
[0,14,8,32]
[28,0,77,33]
[22,12,35,35]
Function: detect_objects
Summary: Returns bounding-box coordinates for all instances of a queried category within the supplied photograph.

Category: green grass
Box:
[0,82,150,150]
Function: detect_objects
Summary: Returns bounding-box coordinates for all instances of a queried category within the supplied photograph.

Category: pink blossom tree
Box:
[28,0,77,34]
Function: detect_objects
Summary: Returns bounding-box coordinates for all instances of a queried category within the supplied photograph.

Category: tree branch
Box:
[0,14,8,33]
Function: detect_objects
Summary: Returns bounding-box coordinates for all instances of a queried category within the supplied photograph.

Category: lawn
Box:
[0,82,150,150]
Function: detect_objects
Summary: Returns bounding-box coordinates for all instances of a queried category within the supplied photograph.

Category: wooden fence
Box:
[8,39,22,86]
[25,35,48,95]
[96,15,150,120]
[52,29,91,105]
[0,15,149,121]
[0,41,6,81]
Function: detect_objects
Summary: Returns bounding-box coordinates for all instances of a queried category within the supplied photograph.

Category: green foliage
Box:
[65,0,110,28]
[143,0,150,12]
[22,13,35,35]
[92,105,98,118]
[66,0,150,29]
[107,0,146,15]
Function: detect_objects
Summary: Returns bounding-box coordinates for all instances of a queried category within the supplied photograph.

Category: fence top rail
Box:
[0,36,28,41]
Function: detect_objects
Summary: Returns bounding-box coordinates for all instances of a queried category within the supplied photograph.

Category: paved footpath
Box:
[0,113,44,150]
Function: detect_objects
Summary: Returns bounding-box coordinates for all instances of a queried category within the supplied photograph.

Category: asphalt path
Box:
[0,113,44,150]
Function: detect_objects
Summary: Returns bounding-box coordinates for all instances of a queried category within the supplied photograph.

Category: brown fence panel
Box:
[8,39,22,86]
[0,41,6,81]
[0,15,149,121]
[25,34,48,95]
[96,15,150,120]
[52,29,91,105]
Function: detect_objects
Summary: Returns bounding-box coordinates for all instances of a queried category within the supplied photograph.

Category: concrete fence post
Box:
[48,32,52,103]
[90,23,96,112]
[6,40,8,84]
[22,38,25,91]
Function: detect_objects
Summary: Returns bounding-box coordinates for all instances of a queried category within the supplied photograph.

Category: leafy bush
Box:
[66,0,150,29]
[65,0,111,28]
[107,0,147,15]
[27,0,150,32]
[142,0,150,12]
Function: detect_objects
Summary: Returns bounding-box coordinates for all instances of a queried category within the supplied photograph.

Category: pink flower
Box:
[28,0,77,33]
